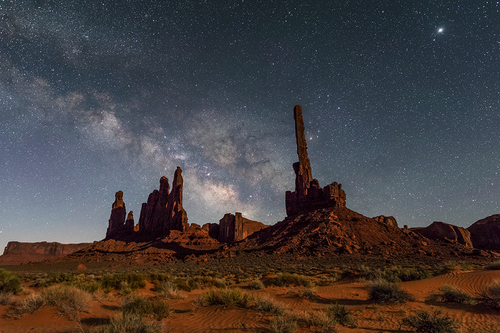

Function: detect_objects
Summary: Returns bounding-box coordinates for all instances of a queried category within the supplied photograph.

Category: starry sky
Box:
[1,1,499,252]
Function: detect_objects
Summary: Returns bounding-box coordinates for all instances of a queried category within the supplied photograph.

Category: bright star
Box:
[437,27,444,33]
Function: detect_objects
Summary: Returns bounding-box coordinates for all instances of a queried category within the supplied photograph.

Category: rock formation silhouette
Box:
[105,191,133,239]
[286,105,346,216]
[203,212,268,243]
[468,214,500,251]
[412,221,473,248]
[138,167,188,235]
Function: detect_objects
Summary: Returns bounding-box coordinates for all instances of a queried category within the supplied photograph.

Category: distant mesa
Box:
[412,221,473,248]
[468,214,500,251]
[286,105,346,216]
[0,241,91,265]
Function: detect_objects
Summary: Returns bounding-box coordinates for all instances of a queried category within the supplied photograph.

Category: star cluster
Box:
[0,1,499,251]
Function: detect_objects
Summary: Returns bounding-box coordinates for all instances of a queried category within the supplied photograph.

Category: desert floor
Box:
[1,258,500,333]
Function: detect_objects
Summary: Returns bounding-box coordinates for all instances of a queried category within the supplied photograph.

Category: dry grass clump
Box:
[194,288,253,308]
[401,309,458,333]
[0,291,13,305]
[0,269,22,294]
[248,280,265,290]
[253,294,287,315]
[154,281,186,299]
[367,280,414,303]
[477,281,500,309]
[295,287,317,300]
[11,293,44,316]
[293,310,338,332]
[485,261,500,271]
[90,312,162,333]
[427,285,474,304]
[267,273,312,288]
[270,314,298,333]
[121,295,169,320]
[324,304,357,327]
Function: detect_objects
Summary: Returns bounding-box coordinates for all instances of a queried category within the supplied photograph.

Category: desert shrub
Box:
[295,288,317,300]
[368,280,413,303]
[90,312,162,333]
[401,309,458,333]
[359,266,429,283]
[294,310,338,332]
[427,285,474,304]
[12,293,44,316]
[267,273,312,287]
[155,281,186,299]
[248,280,265,290]
[485,261,500,271]
[438,261,473,274]
[253,294,287,315]
[122,295,169,320]
[194,288,252,308]
[0,292,13,305]
[324,304,357,327]
[49,272,77,284]
[0,269,22,294]
[270,314,298,333]
[477,281,500,309]
[42,285,92,319]
[173,276,227,291]
[100,272,146,292]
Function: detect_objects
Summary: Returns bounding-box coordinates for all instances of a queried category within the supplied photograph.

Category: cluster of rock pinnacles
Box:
[105,105,348,243]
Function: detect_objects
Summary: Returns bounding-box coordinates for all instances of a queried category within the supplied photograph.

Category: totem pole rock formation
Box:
[105,191,133,239]
[138,166,188,235]
[285,105,346,216]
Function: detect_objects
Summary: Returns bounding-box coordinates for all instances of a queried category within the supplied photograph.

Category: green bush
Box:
[427,285,474,304]
[122,295,169,320]
[100,273,146,292]
[0,269,22,294]
[325,304,357,327]
[267,273,312,287]
[401,310,458,333]
[368,280,413,303]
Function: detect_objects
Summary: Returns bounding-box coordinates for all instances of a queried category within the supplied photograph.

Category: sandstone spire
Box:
[286,105,346,216]
[105,191,127,239]
[293,105,313,196]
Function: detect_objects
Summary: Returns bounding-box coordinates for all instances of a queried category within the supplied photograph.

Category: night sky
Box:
[1,1,499,252]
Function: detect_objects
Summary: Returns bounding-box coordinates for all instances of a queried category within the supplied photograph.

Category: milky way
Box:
[1,1,499,251]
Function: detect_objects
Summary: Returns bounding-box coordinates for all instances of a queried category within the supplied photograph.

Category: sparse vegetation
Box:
[248,280,265,290]
[427,285,474,304]
[485,261,500,271]
[324,304,357,327]
[155,281,186,299]
[357,265,430,282]
[90,312,162,333]
[121,295,169,320]
[267,273,313,288]
[294,310,338,332]
[12,293,44,316]
[194,288,253,308]
[295,287,317,299]
[0,292,13,305]
[253,294,287,315]
[270,314,298,333]
[401,309,458,333]
[367,280,414,303]
[0,269,22,294]
[477,281,500,309]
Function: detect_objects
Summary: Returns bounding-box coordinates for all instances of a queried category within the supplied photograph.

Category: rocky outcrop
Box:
[468,215,500,251]
[138,166,188,235]
[412,222,473,248]
[105,191,133,239]
[0,241,91,265]
[286,105,346,216]
[201,213,268,243]
[217,213,268,243]
[372,215,398,229]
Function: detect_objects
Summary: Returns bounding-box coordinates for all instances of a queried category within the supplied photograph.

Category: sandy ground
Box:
[1,270,500,333]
